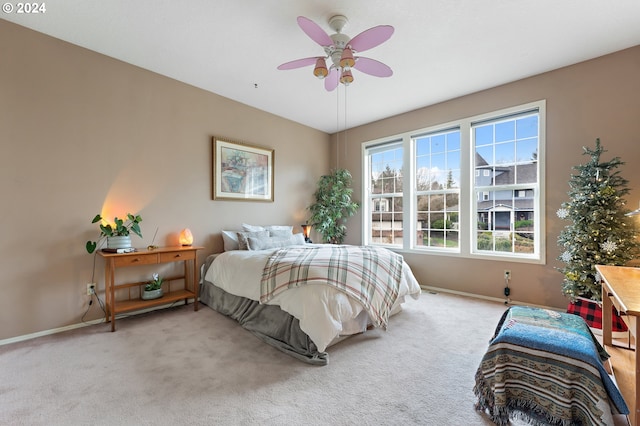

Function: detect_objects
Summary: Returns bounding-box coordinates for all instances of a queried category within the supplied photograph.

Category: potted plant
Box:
[141,273,163,300]
[556,138,638,331]
[308,168,360,244]
[85,213,143,253]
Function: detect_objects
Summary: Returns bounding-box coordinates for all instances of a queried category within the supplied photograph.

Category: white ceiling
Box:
[3,1,640,133]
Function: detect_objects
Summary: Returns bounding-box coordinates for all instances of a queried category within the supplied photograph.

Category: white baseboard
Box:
[421,285,560,311]
[0,319,103,346]
[0,299,196,347]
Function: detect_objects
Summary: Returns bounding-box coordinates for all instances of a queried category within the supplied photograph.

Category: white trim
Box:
[420,286,631,341]
[0,300,196,346]
[0,318,102,346]
[421,285,560,311]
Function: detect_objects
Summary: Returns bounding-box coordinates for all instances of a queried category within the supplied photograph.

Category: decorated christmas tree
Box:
[557,138,639,301]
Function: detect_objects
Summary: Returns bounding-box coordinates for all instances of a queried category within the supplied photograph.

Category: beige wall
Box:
[3,17,639,341]
[333,45,640,310]
[0,21,329,340]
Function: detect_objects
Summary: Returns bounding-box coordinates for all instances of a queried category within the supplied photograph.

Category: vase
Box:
[141,288,163,300]
[107,235,132,249]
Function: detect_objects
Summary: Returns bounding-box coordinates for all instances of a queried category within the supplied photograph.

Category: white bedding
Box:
[203,245,422,351]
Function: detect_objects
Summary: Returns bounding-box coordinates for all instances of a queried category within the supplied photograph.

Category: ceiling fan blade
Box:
[353,57,393,77]
[324,67,339,91]
[297,16,333,47]
[277,57,320,70]
[348,25,394,52]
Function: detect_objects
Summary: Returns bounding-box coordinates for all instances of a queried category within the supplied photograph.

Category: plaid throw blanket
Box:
[260,245,403,329]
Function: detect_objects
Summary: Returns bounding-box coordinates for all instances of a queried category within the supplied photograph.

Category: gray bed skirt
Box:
[200,275,329,365]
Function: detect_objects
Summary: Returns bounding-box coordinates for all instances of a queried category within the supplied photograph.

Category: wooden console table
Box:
[98,246,203,331]
[597,264,640,426]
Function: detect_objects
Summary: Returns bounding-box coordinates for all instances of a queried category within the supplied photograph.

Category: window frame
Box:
[362,100,546,264]
[413,128,461,251]
[366,140,405,248]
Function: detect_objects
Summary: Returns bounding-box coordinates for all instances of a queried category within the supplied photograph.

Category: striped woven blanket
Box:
[260,245,403,329]
[474,306,628,426]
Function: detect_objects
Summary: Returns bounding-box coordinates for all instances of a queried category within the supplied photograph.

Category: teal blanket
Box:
[474,306,628,425]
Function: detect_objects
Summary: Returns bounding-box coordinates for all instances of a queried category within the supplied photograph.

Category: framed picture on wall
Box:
[212,136,274,201]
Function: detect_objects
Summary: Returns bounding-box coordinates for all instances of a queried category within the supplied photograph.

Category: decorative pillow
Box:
[247,233,306,250]
[242,223,294,235]
[236,230,269,250]
[289,232,306,245]
[266,225,294,233]
[242,223,265,232]
[221,230,240,251]
[268,228,294,238]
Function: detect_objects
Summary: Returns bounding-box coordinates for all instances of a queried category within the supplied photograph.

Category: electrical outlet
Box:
[504,270,511,280]
[87,283,96,295]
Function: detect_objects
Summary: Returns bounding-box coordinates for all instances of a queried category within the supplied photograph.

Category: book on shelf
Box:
[101,247,137,253]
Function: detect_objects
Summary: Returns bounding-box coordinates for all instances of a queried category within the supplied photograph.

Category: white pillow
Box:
[221,230,240,251]
[242,223,265,232]
[242,223,294,235]
[247,233,306,250]
[236,230,269,250]
[289,232,306,245]
[266,225,294,233]
[268,228,294,238]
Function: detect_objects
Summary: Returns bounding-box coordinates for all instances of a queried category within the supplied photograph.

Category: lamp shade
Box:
[179,228,193,246]
[340,69,354,85]
[313,58,328,79]
[339,47,355,69]
[301,224,312,243]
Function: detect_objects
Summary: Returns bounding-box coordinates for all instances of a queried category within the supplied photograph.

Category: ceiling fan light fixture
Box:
[313,57,328,79]
[340,69,354,85]
[278,15,393,91]
[339,47,355,69]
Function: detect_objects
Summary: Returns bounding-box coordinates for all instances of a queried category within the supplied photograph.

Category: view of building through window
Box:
[363,101,543,261]
[369,142,403,245]
[473,112,538,254]
[414,129,461,249]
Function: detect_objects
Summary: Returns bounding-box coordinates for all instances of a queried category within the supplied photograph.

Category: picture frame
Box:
[212,136,274,201]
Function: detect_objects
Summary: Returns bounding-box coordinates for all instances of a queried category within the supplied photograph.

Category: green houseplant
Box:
[85,213,143,253]
[308,169,360,244]
[142,273,164,300]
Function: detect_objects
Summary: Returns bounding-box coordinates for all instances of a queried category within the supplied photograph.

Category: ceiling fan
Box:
[277,15,394,91]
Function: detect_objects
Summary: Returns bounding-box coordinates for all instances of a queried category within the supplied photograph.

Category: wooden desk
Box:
[597,264,640,426]
[98,246,203,331]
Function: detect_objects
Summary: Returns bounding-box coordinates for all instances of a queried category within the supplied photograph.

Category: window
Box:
[473,111,539,255]
[367,141,404,246]
[414,129,460,249]
[363,101,545,263]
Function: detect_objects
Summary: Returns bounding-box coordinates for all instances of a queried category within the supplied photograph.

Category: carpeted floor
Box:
[1,292,516,425]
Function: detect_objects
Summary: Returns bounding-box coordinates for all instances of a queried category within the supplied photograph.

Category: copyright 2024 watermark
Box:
[2,2,47,13]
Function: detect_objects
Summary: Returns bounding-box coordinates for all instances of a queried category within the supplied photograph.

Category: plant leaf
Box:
[86,241,97,254]
[131,223,142,238]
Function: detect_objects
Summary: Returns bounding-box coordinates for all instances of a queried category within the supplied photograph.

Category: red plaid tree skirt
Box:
[566,298,628,332]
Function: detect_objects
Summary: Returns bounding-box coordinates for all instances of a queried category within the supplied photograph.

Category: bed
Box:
[199,225,422,365]
[474,306,628,425]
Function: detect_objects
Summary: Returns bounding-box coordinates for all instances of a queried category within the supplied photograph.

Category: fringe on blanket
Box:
[474,370,581,426]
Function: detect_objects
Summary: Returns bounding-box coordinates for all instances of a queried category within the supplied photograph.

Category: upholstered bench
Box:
[474,306,628,425]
